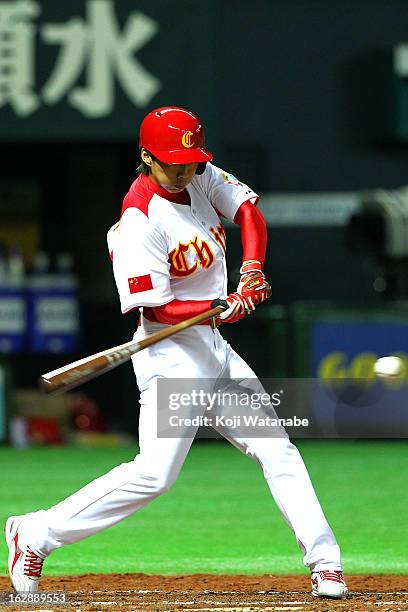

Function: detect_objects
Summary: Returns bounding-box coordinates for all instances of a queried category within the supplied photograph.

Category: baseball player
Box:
[6,107,347,599]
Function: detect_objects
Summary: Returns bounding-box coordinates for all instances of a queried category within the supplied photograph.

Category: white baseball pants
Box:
[19,319,341,571]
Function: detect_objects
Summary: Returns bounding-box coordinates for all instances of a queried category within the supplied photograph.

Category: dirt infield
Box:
[1,574,408,611]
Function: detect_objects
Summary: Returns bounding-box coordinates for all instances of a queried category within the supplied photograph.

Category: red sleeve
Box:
[233,200,267,266]
[145,299,213,325]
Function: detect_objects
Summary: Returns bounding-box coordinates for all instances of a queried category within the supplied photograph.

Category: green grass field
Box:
[0,440,407,576]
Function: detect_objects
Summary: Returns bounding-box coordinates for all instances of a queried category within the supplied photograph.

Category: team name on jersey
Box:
[168,224,226,278]
[169,236,214,277]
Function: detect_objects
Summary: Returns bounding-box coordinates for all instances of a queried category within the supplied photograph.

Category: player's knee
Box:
[126,465,177,496]
[149,472,178,496]
[153,475,175,495]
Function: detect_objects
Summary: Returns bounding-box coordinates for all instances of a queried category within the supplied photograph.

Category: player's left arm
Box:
[233,202,272,308]
[194,163,271,308]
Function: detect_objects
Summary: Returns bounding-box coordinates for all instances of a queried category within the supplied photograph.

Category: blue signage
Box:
[311,321,408,437]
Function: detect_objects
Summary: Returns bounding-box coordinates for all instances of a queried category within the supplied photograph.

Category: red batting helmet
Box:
[139,107,213,165]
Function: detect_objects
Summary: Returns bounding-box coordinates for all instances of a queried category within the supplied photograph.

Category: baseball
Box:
[373,356,404,378]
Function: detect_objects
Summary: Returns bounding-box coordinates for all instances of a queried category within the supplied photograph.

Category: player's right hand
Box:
[211,293,255,324]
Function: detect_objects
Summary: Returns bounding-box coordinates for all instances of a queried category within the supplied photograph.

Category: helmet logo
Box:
[181,131,194,148]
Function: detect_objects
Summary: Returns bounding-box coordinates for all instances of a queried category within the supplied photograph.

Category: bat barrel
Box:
[39,342,141,394]
[39,356,115,394]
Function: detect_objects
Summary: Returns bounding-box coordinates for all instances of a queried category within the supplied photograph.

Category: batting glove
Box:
[211,292,255,324]
[237,260,272,308]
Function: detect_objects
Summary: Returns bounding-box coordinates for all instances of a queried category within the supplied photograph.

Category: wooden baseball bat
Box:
[39,306,224,395]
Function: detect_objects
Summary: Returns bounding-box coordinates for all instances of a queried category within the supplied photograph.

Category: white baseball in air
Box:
[373,356,404,378]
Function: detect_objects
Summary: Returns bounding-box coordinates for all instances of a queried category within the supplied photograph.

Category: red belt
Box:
[141,307,219,328]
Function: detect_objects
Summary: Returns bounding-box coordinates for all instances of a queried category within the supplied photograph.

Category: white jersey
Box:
[107,163,258,315]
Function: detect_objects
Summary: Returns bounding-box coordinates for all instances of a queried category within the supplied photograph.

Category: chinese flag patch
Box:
[128,274,153,294]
